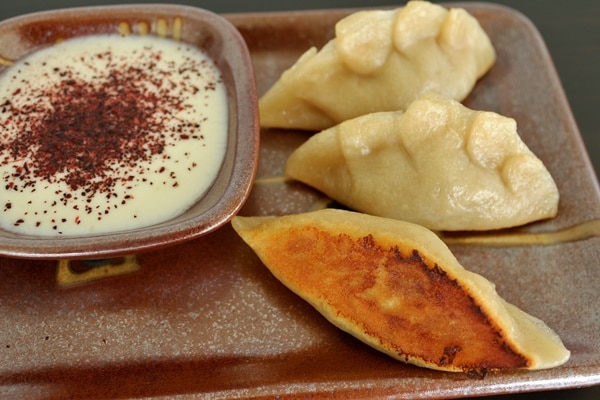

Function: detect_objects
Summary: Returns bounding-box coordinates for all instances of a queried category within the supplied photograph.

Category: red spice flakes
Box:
[0,35,224,233]
[1,67,174,197]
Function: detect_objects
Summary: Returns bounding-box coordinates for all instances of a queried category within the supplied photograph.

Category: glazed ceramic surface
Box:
[1,3,599,399]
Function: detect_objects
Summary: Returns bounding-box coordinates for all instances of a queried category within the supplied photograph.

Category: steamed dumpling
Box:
[232,209,570,373]
[259,0,496,131]
[285,94,559,231]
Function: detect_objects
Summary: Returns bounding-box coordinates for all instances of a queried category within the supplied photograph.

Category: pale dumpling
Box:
[259,0,496,131]
[232,209,570,372]
[285,94,559,231]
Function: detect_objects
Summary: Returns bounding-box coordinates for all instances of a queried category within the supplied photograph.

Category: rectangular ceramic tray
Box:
[1,3,599,399]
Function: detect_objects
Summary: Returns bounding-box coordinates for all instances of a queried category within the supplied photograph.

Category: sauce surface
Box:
[0,34,227,236]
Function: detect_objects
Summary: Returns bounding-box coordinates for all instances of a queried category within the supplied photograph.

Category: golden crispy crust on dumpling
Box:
[232,209,570,373]
[259,1,496,130]
[285,93,559,231]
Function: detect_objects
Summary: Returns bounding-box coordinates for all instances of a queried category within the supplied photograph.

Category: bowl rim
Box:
[0,3,260,260]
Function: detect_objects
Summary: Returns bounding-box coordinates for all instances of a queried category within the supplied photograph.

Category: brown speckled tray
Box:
[1,3,600,399]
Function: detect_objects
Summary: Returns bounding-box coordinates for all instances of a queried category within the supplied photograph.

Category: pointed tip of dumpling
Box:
[258,47,335,131]
[231,215,274,232]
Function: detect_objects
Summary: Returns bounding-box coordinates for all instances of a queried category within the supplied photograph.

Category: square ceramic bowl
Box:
[0,4,259,260]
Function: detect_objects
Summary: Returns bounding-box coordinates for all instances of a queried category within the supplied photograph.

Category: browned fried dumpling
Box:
[259,0,496,131]
[232,209,570,373]
[285,93,559,231]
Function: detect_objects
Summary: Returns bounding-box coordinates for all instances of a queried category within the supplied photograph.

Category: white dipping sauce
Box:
[0,34,228,236]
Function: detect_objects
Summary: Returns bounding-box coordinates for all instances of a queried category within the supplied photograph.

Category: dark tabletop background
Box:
[1,1,598,399]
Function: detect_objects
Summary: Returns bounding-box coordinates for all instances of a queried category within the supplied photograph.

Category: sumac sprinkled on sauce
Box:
[0,35,228,235]
[3,55,192,195]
